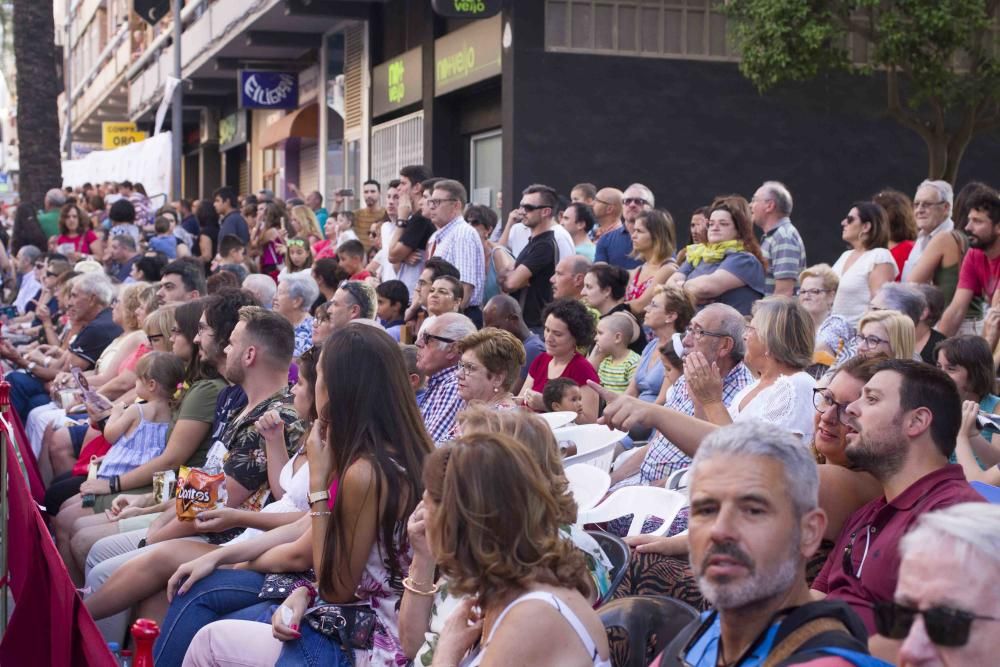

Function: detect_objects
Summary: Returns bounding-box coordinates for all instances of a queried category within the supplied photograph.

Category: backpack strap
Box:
[761,618,848,667]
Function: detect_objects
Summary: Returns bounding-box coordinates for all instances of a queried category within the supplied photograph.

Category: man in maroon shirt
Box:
[810,359,984,656]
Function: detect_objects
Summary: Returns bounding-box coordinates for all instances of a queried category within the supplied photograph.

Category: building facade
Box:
[59,0,1000,263]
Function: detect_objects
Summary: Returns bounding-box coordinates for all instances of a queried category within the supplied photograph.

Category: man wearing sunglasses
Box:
[594,183,651,270]
[810,359,984,647]
[886,503,1000,665]
[414,312,476,444]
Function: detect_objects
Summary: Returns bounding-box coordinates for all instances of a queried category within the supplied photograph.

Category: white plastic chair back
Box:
[558,424,627,472]
[667,467,691,495]
[578,486,688,537]
[565,464,612,511]
[611,446,644,472]
[540,411,577,430]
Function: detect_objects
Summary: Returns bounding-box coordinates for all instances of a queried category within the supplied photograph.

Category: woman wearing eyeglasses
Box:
[854,310,914,361]
[452,328,525,421]
[798,263,853,367]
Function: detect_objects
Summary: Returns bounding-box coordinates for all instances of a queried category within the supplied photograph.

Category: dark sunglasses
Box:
[874,600,1000,647]
[841,525,874,579]
[418,332,456,346]
[624,197,649,206]
[518,203,549,212]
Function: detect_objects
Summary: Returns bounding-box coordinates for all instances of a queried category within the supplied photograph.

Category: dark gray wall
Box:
[503,2,1000,265]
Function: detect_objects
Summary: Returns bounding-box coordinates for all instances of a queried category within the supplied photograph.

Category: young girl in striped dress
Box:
[96,352,186,483]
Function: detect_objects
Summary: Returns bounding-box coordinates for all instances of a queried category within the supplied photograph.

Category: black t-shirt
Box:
[513,230,558,329]
[69,308,124,369]
[920,328,948,365]
[398,213,436,252]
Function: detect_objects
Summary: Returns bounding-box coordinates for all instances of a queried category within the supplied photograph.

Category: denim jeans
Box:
[154,569,270,667]
[7,370,51,422]
[276,623,351,667]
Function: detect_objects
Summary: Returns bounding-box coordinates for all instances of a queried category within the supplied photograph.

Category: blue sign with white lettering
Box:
[239,71,299,109]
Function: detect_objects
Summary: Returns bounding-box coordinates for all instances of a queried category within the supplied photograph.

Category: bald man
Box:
[483,294,545,393]
[551,255,591,300]
[594,187,641,269]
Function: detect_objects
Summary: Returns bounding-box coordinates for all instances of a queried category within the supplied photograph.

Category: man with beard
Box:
[651,420,877,666]
[811,359,984,642]
[937,190,1000,335]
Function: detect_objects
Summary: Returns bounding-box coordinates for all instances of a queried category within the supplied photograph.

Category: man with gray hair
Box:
[649,420,875,666]
[38,188,67,239]
[13,245,43,315]
[609,303,754,488]
[242,274,277,310]
[2,272,123,419]
[882,503,1000,665]
[751,180,806,296]
[901,179,954,282]
[414,311,476,443]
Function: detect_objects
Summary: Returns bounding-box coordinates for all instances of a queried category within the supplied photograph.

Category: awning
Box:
[259,102,318,148]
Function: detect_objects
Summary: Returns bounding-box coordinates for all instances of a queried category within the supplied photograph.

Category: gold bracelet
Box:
[308,511,331,517]
[402,575,440,596]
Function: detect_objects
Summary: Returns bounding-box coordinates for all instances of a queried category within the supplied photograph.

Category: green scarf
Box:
[685,240,745,267]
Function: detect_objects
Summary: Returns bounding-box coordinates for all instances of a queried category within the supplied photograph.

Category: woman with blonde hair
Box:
[798,263,852,366]
[626,208,678,314]
[854,309,914,360]
[289,204,323,245]
[414,432,611,666]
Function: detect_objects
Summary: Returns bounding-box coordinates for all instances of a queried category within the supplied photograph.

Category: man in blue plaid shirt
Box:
[415,312,476,444]
[752,181,806,297]
[608,303,753,490]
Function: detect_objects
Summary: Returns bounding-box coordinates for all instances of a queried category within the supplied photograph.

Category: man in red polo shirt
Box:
[936,190,1000,335]
[811,359,984,656]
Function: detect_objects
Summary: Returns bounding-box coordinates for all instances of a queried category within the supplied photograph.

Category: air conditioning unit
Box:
[200,108,219,144]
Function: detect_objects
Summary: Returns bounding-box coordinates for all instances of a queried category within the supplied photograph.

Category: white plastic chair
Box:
[577,487,688,537]
[558,424,627,472]
[666,467,691,495]
[611,446,644,472]
[565,464,612,511]
[540,411,578,430]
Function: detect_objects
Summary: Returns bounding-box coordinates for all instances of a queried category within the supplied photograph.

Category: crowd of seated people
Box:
[2,174,1000,665]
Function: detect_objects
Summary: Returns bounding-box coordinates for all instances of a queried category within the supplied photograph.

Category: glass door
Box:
[470,129,502,212]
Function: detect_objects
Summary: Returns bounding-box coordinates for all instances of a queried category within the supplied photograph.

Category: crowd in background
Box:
[0,170,999,666]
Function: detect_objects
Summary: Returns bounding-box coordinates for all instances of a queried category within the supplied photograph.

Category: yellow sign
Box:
[102,122,148,150]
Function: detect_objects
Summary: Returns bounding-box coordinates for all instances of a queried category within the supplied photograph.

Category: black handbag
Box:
[304,602,378,650]
[258,570,316,600]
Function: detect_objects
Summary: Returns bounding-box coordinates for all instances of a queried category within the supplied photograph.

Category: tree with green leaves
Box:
[724,0,1000,182]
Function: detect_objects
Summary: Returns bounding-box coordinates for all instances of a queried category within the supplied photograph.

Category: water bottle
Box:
[131,618,160,667]
[120,649,133,667]
[107,642,121,664]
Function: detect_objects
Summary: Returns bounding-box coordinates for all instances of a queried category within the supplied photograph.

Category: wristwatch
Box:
[308,490,330,505]
[26,361,37,373]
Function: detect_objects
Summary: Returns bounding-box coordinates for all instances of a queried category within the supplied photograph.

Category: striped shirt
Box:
[597,351,641,394]
[417,365,463,445]
[427,216,486,306]
[760,218,806,294]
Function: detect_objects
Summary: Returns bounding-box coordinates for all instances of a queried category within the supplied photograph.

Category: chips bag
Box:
[175,465,227,521]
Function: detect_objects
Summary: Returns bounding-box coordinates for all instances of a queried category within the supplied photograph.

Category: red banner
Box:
[0,414,116,666]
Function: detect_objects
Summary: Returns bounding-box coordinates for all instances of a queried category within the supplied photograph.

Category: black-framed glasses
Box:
[873,600,1000,647]
[842,524,874,579]
[812,388,853,425]
[426,198,457,208]
[418,332,456,347]
[518,202,550,212]
[798,288,832,297]
[683,325,730,340]
[147,333,165,343]
[623,197,649,207]
[855,334,890,349]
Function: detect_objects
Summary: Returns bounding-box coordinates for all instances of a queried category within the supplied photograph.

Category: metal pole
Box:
[171,0,182,200]
[0,380,11,636]
[64,0,72,158]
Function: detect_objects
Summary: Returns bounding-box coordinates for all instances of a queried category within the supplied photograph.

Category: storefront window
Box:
[325,32,346,198]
